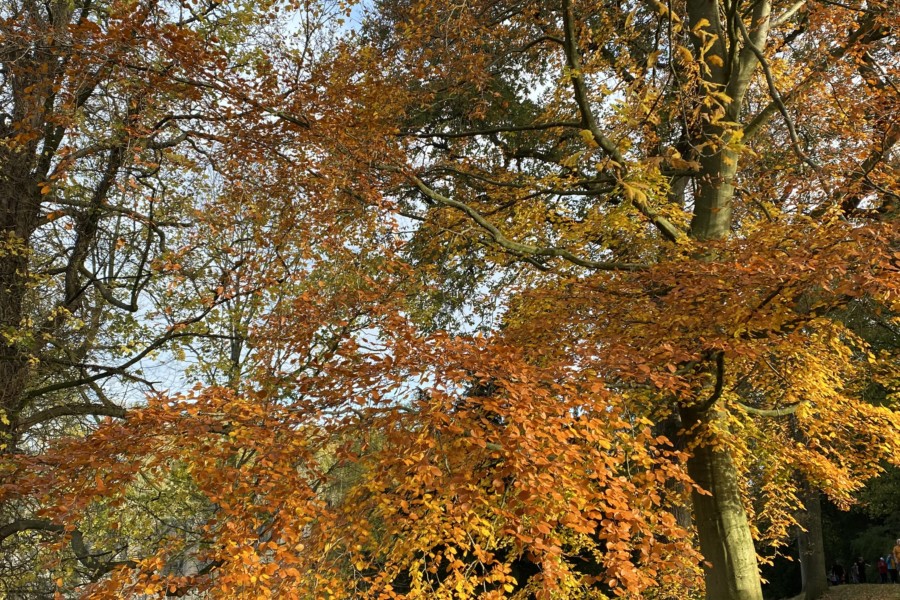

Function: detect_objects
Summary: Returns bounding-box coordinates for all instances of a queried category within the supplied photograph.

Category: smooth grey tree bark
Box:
[680,0,773,597]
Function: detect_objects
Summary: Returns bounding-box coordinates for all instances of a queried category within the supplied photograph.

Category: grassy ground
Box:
[786,584,900,600]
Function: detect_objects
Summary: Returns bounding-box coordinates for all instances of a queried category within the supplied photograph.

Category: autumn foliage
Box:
[0,0,899,599]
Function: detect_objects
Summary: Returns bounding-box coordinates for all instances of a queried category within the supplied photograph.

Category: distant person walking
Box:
[856,557,868,583]
[888,551,899,583]
[832,562,846,585]
[888,539,900,583]
[878,557,889,583]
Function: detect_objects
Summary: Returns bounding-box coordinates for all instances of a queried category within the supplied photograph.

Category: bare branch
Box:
[561,0,626,166]
[410,175,646,271]
[0,519,136,575]
[405,121,581,139]
[735,15,821,171]
[17,403,127,431]
[771,0,807,27]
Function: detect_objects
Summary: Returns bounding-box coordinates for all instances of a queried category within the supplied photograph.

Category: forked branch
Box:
[735,16,821,171]
[0,520,136,576]
[560,0,686,243]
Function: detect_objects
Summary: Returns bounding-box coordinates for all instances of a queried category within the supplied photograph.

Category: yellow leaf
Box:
[579,129,597,147]
[621,181,648,204]
[692,18,710,33]
[560,151,583,168]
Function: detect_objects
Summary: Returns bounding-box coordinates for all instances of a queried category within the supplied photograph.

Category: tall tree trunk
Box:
[657,412,694,529]
[0,3,74,451]
[687,132,764,600]
[687,154,766,599]
[690,151,739,240]
[681,0,772,587]
[685,150,765,599]
[682,404,764,600]
[0,154,42,452]
[797,486,828,600]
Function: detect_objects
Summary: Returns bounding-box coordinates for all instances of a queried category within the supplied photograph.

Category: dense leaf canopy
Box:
[0,0,897,598]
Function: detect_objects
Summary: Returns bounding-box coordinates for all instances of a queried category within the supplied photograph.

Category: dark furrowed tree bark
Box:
[797,484,828,600]
[0,97,53,452]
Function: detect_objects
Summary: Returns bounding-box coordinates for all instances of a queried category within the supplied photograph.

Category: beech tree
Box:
[0,0,897,599]
[0,0,316,593]
[337,0,900,598]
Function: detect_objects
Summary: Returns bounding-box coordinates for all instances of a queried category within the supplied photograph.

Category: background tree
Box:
[0,0,317,592]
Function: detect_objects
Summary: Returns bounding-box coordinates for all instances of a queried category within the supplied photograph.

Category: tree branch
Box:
[697,351,726,411]
[0,519,136,575]
[743,14,883,141]
[735,15,820,171]
[771,0,807,27]
[410,175,645,271]
[17,403,126,431]
[735,401,804,418]
[561,0,626,166]
[406,121,581,139]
